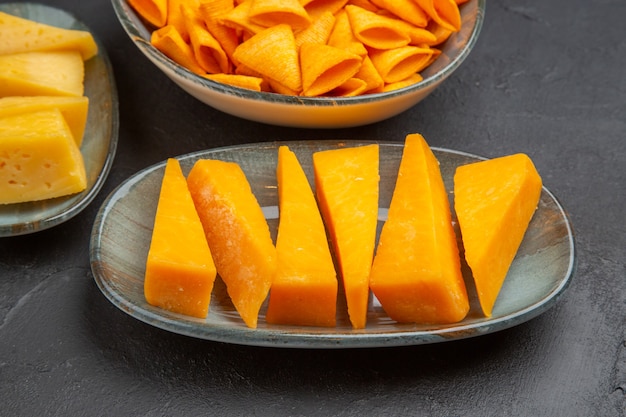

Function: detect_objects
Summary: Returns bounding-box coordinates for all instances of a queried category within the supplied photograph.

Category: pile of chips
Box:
[128,0,468,97]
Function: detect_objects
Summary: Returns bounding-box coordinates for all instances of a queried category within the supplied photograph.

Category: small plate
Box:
[90,141,576,348]
[0,3,119,237]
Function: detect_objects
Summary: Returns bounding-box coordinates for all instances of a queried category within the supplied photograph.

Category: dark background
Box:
[1,0,624,415]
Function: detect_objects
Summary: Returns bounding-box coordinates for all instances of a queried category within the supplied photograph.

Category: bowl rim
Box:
[112,0,486,107]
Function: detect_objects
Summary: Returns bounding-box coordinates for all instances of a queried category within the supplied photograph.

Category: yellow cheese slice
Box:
[0,96,89,146]
[0,108,87,204]
[0,11,98,60]
[0,51,84,97]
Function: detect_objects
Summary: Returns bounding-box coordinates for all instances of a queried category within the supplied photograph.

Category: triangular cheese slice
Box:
[0,51,84,97]
[369,134,469,324]
[312,144,379,329]
[266,146,338,327]
[186,159,277,329]
[0,96,88,146]
[454,153,543,316]
[144,158,217,319]
[0,11,97,60]
[0,109,86,204]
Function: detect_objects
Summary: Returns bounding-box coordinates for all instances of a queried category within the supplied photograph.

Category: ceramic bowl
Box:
[111,0,485,128]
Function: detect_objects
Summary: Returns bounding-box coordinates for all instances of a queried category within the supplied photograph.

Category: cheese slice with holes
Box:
[0,11,98,60]
[0,108,86,204]
[0,96,89,146]
[0,51,84,97]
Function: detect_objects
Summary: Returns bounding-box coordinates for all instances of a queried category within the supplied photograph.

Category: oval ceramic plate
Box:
[0,3,119,237]
[90,141,576,348]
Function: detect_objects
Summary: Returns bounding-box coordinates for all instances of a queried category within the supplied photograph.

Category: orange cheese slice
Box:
[454,153,543,316]
[312,144,379,329]
[369,134,469,324]
[0,11,98,60]
[144,158,217,319]
[187,159,277,329]
[0,109,86,204]
[266,146,338,327]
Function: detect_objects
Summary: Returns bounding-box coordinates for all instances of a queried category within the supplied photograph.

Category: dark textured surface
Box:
[1,0,624,416]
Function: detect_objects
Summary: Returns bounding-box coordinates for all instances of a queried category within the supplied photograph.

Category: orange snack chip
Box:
[346,0,379,13]
[182,5,230,73]
[300,43,362,97]
[369,45,433,83]
[204,73,269,92]
[198,0,239,63]
[414,0,461,32]
[294,11,336,50]
[382,73,423,91]
[345,5,411,50]
[330,77,368,96]
[370,0,429,27]
[233,23,302,92]
[303,0,350,19]
[151,24,204,74]
[127,0,470,97]
[327,9,368,58]
[219,0,265,35]
[353,55,384,92]
[248,0,311,30]
[128,0,168,28]
[166,0,196,41]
